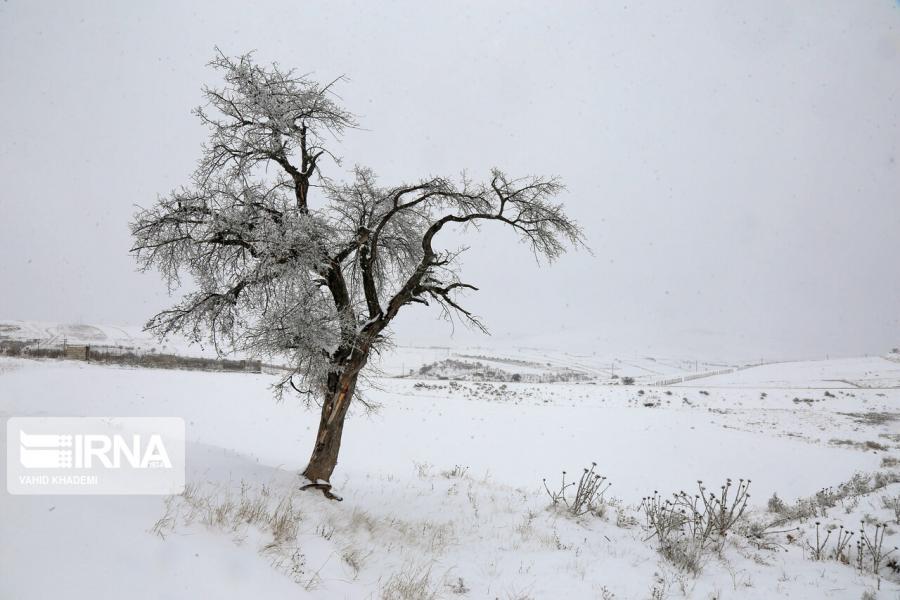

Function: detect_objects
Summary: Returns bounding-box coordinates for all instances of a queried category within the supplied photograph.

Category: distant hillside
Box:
[414,356,596,383]
[0,320,227,359]
[1,320,751,384]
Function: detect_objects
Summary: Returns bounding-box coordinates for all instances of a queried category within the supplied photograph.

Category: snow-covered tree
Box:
[132,51,583,498]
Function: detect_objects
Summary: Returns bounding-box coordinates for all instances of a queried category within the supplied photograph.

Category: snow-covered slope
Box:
[372,343,747,385]
[1,355,898,598]
[688,356,900,389]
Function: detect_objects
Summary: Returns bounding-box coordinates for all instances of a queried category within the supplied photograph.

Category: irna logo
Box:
[19,431,173,469]
[7,417,185,495]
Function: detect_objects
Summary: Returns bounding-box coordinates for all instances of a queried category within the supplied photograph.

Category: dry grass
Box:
[151,480,306,582]
[838,412,900,426]
[340,544,372,579]
[880,456,899,468]
[441,464,469,479]
[829,439,890,452]
[380,562,439,600]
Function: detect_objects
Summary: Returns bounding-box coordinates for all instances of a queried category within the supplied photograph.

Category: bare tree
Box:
[131,51,584,498]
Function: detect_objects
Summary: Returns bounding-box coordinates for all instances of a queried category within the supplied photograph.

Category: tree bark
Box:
[301,366,361,495]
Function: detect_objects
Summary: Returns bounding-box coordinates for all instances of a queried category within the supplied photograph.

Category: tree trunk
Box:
[301,366,361,495]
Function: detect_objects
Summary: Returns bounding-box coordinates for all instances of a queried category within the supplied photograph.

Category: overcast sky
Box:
[1,1,898,360]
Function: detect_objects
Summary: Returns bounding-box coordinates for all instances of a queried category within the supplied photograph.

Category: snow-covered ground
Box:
[690,356,900,389]
[1,353,899,598]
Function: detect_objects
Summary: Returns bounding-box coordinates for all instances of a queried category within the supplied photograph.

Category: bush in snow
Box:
[639,478,751,572]
[856,522,898,575]
[767,492,787,514]
[882,494,900,524]
[543,463,612,517]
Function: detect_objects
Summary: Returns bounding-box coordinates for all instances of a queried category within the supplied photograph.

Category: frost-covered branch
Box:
[132,50,583,413]
[195,49,356,211]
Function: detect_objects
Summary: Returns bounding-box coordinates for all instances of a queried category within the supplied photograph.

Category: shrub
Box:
[543,463,611,517]
[882,494,900,524]
[440,465,468,479]
[805,521,852,561]
[767,492,786,514]
[639,478,750,571]
[856,522,898,575]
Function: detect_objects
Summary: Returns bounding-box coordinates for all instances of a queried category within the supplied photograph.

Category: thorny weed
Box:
[805,521,838,561]
[639,478,750,572]
[543,463,612,517]
[856,521,898,575]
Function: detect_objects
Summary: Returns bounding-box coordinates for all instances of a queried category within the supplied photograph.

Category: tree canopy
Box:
[132,51,584,411]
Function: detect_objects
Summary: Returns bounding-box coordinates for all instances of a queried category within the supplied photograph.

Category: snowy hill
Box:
[1,320,751,385]
[0,319,220,357]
